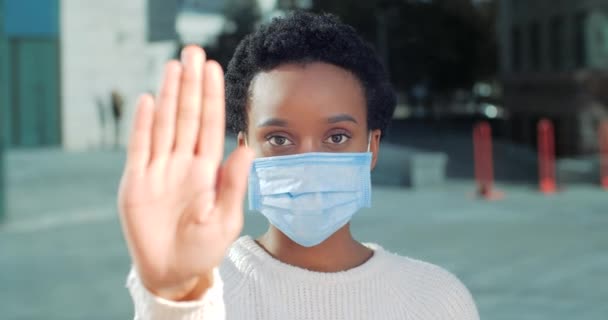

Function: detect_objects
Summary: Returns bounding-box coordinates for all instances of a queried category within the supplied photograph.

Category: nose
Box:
[297,137,321,154]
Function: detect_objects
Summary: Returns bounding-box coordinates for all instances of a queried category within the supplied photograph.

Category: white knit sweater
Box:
[127,236,479,320]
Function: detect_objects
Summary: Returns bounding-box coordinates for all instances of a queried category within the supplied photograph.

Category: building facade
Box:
[0,0,312,150]
[498,0,608,156]
[1,0,61,148]
[1,0,179,150]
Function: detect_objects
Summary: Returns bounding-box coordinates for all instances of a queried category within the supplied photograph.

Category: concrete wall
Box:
[60,0,177,150]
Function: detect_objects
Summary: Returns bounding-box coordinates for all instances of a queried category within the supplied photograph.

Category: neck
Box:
[255,224,373,272]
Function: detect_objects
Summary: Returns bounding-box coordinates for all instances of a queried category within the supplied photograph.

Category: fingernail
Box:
[181,47,192,65]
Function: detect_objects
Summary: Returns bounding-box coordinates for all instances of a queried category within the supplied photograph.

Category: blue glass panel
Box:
[5,0,58,37]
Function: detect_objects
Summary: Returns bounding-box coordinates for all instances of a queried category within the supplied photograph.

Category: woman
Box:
[119,11,479,319]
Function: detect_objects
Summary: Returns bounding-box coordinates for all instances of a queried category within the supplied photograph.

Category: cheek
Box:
[251,141,267,158]
[247,131,277,158]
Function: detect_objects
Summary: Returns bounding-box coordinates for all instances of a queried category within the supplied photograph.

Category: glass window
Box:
[512,26,523,71]
[574,11,587,68]
[529,22,541,71]
[549,16,564,70]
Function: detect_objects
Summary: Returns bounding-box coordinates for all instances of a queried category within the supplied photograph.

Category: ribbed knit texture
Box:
[128,236,479,320]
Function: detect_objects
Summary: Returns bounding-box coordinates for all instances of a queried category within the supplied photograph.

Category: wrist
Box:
[146,271,215,302]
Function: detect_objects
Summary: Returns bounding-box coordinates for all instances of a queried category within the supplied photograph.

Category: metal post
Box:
[538,119,557,194]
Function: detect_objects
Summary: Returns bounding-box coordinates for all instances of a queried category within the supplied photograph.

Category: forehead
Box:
[248,62,366,126]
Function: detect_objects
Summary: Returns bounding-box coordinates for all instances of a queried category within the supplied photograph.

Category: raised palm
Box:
[118,46,254,300]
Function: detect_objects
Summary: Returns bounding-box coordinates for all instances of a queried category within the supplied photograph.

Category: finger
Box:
[175,46,206,154]
[151,60,182,161]
[215,147,255,229]
[126,94,155,173]
[196,60,225,164]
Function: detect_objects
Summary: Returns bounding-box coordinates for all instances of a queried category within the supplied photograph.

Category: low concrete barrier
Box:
[372,143,448,188]
[556,157,600,185]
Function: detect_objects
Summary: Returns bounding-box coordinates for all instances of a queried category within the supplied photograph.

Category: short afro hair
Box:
[225,11,396,137]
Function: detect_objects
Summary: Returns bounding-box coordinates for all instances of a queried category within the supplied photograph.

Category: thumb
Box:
[216,146,255,228]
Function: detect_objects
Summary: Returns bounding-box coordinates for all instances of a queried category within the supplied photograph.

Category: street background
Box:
[1,131,606,319]
[1,0,607,319]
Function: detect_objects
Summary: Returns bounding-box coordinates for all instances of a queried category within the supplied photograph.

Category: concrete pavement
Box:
[0,140,606,319]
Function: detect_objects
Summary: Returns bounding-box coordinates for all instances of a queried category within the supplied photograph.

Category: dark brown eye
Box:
[326,134,350,144]
[268,135,293,146]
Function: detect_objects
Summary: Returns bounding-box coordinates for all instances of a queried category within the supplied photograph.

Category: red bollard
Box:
[538,119,557,194]
[473,121,503,200]
[600,121,608,190]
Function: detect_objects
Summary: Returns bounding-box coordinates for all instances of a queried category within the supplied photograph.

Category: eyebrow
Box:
[256,114,358,127]
[327,114,358,124]
[257,118,288,128]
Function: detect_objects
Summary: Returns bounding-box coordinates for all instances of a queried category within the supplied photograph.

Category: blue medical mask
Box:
[247,139,373,247]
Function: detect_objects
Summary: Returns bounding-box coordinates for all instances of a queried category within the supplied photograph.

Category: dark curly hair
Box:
[225,11,396,137]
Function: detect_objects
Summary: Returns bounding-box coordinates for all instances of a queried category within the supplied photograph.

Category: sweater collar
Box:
[227,235,390,284]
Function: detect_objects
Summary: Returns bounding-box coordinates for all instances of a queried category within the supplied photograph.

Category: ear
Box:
[237,131,247,147]
[369,129,382,171]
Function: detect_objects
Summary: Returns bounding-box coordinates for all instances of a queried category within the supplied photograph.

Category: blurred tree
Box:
[177,0,497,99]
[175,0,261,69]
[312,0,498,95]
[207,0,261,68]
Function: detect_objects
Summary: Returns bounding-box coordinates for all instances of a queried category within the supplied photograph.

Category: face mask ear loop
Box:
[243,132,249,148]
[367,131,372,153]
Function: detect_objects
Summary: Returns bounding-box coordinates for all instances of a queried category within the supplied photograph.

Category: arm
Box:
[117,46,253,319]
[127,268,225,320]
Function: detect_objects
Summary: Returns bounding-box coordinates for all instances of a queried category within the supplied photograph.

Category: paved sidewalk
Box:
[1,142,606,319]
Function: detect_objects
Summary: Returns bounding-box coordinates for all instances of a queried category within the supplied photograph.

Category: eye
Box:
[325,133,350,145]
[267,135,294,147]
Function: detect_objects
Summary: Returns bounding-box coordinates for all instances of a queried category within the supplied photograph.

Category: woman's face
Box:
[239,62,381,168]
